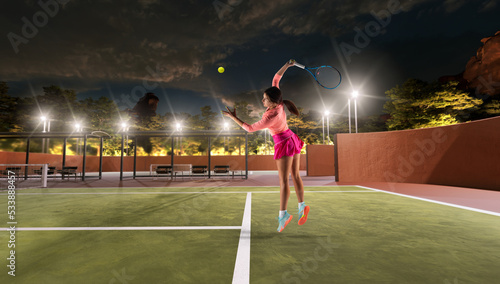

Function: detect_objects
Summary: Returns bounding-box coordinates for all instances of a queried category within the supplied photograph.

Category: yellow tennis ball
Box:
[218,67,225,73]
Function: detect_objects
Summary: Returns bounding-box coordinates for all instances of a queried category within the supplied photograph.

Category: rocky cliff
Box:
[462,31,500,96]
[440,31,500,96]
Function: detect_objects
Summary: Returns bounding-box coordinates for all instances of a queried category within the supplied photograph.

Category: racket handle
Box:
[293,61,305,69]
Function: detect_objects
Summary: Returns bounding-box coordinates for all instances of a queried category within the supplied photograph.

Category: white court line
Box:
[6,192,248,195]
[3,190,377,195]
[357,186,500,217]
[0,226,242,231]
[232,192,251,284]
[0,185,358,191]
[252,190,376,193]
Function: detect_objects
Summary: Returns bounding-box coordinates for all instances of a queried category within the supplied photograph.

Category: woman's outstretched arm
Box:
[273,59,296,87]
[222,106,276,132]
[222,106,245,128]
[276,59,296,76]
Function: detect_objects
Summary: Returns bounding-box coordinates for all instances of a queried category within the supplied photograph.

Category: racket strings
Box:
[314,66,341,89]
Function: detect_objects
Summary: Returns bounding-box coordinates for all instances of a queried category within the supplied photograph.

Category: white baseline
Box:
[232,192,251,284]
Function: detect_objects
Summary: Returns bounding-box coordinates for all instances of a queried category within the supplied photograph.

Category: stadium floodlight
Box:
[174,122,183,155]
[41,116,47,133]
[352,91,359,133]
[121,122,129,132]
[348,91,360,134]
[324,110,330,143]
[348,98,351,134]
[75,123,82,132]
[40,115,52,153]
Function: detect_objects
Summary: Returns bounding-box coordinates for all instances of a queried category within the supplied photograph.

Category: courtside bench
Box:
[151,164,192,180]
[192,165,208,177]
[173,164,192,180]
[57,166,79,180]
[213,165,230,178]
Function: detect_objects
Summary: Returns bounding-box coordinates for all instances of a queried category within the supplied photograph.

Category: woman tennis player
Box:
[222,60,310,232]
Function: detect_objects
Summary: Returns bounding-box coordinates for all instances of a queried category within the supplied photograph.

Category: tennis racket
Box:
[291,60,342,89]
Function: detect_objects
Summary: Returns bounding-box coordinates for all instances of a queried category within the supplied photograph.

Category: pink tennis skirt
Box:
[272,129,304,160]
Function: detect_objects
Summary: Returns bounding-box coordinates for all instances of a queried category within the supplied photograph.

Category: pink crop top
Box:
[241,74,289,136]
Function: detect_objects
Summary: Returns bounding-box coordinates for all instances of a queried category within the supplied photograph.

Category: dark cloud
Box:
[0,0,431,82]
[1,0,499,116]
[2,0,226,82]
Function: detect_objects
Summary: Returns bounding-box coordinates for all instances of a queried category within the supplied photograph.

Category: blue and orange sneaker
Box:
[277,212,293,232]
[298,204,310,225]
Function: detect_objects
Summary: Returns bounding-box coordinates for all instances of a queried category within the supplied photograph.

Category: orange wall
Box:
[306,145,335,176]
[335,116,500,191]
[0,151,28,164]
[0,152,306,172]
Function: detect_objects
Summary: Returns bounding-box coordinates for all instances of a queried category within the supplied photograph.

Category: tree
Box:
[359,115,388,133]
[41,85,79,131]
[384,79,483,130]
[0,82,20,132]
[331,116,351,135]
[81,97,121,132]
[15,85,80,132]
[0,82,7,95]
[234,101,255,125]
[478,98,500,118]
[168,112,191,130]
[130,110,169,156]
[199,106,217,130]
[287,107,319,145]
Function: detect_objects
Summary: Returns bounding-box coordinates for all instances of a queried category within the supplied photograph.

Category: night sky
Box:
[1,0,499,119]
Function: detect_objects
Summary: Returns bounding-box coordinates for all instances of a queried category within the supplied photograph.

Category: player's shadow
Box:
[251,231,316,241]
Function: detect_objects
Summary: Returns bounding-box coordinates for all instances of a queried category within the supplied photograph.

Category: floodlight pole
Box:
[171,135,174,180]
[265,129,268,154]
[62,138,67,168]
[354,99,358,133]
[82,133,87,181]
[348,99,351,134]
[351,91,359,133]
[322,115,325,144]
[208,136,211,179]
[120,134,124,181]
[245,133,248,179]
[327,115,330,143]
[176,123,182,156]
[47,119,51,154]
[99,137,103,179]
[41,116,47,153]
[133,136,137,179]
[25,138,30,165]
[126,134,129,156]
[223,122,229,155]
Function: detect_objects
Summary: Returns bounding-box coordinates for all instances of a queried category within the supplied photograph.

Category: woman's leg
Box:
[290,153,309,225]
[290,154,304,203]
[276,155,294,211]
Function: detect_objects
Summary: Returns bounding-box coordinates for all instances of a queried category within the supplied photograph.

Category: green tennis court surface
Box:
[1,186,499,283]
